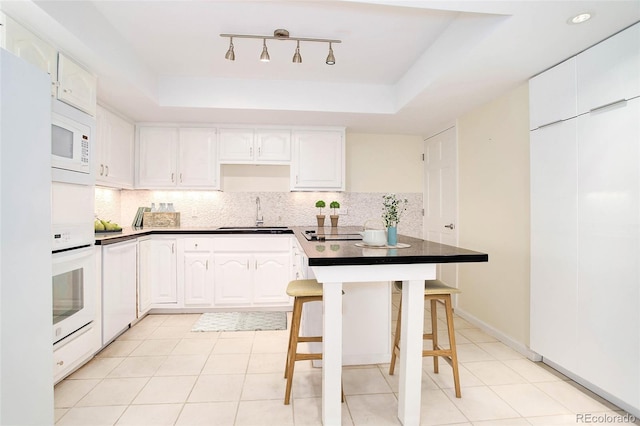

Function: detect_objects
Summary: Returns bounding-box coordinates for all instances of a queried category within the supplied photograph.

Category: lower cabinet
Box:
[101,240,137,345]
[213,236,292,308]
[181,238,215,306]
[138,237,178,313]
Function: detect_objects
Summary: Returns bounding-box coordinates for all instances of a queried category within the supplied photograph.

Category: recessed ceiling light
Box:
[569,12,592,24]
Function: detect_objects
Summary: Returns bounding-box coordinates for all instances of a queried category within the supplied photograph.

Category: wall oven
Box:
[51,98,95,185]
[52,181,96,344]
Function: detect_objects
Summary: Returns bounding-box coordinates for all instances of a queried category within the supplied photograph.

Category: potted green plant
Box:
[315,200,326,227]
[329,201,340,227]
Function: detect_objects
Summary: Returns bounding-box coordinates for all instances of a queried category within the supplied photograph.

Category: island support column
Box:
[322,281,343,425]
[398,279,426,424]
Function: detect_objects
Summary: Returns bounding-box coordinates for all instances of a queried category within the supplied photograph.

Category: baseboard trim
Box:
[454,308,542,361]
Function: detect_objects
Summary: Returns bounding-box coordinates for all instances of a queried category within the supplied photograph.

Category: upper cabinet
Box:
[291,129,345,191]
[529,58,577,130]
[136,126,219,189]
[4,15,57,96]
[4,15,97,116]
[577,22,640,114]
[219,127,291,164]
[96,105,134,189]
[57,52,97,117]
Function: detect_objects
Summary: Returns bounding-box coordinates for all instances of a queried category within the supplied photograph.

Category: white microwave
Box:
[51,99,95,185]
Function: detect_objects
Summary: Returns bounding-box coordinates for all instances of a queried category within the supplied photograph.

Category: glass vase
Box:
[387,226,397,246]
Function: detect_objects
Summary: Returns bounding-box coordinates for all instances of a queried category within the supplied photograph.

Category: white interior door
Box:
[424,126,458,286]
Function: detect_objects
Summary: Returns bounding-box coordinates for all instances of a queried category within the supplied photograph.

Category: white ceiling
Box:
[4,1,640,137]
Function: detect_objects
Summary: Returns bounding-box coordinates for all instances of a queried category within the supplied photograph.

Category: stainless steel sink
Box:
[216,226,293,234]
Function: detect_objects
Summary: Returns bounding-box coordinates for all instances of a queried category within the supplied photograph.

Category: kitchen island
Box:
[291,227,488,426]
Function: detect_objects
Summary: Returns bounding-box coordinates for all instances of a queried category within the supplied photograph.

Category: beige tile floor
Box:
[55,295,639,426]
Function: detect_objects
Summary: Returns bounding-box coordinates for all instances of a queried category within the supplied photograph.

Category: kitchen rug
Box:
[191,311,287,332]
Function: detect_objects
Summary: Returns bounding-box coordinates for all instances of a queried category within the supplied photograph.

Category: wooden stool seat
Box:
[284,279,344,405]
[389,279,462,398]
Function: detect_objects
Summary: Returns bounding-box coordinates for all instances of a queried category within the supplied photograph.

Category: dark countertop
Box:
[94,226,488,268]
[289,226,488,266]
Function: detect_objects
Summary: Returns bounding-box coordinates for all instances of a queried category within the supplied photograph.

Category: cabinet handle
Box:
[57,360,64,366]
[444,223,455,230]
[63,88,72,94]
[247,261,250,270]
[171,173,175,182]
[255,259,258,270]
[172,243,175,254]
[258,146,261,156]
[105,165,109,177]
[206,260,208,270]
[195,243,198,248]
[296,175,299,184]
[180,173,183,183]
[589,98,627,113]
[249,146,253,156]
[100,164,104,176]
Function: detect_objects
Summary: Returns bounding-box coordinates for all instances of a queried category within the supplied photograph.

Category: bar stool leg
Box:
[284,298,302,404]
[389,298,402,375]
[444,295,461,398]
[430,298,439,374]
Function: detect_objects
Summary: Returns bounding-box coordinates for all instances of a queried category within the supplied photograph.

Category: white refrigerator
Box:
[0,48,53,425]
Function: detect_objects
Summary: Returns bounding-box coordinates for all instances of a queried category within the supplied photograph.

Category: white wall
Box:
[456,83,531,348]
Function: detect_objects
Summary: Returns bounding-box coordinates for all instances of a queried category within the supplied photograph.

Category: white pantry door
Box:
[424,126,458,287]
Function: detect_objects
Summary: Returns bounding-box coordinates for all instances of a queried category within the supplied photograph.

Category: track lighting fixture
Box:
[225,37,235,61]
[292,40,302,63]
[220,29,341,65]
[260,39,270,62]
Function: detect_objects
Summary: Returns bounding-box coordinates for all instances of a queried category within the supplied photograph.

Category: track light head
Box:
[260,39,270,62]
[292,40,302,63]
[326,42,335,65]
[225,37,235,61]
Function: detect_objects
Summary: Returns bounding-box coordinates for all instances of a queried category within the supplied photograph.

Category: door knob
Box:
[444,223,455,230]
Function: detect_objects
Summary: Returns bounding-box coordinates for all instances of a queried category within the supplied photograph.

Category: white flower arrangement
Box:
[381,193,409,228]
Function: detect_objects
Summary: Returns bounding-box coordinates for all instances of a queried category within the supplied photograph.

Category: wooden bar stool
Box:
[284,279,344,405]
[389,279,462,398]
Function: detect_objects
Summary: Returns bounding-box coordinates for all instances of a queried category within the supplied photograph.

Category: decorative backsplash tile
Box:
[95,188,423,238]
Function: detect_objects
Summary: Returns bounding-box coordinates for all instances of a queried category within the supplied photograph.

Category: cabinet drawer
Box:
[213,236,291,252]
[183,237,214,251]
[53,324,100,383]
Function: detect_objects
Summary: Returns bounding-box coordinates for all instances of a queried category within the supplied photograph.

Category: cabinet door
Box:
[291,130,345,191]
[213,253,252,306]
[149,239,178,304]
[102,241,137,344]
[183,250,214,306]
[57,53,97,116]
[529,119,578,369]
[575,98,640,406]
[529,58,577,130]
[96,106,134,188]
[253,252,291,305]
[255,129,291,162]
[137,127,178,188]
[577,23,640,114]
[137,239,153,316]
[179,128,218,188]
[219,128,254,162]
[4,15,57,96]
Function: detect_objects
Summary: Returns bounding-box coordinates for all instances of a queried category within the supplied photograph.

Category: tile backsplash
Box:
[95,188,423,238]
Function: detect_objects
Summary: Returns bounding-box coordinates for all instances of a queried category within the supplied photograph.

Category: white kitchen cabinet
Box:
[181,238,215,306]
[213,236,292,308]
[213,253,253,306]
[137,238,152,316]
[101,240,137,345]
[96,105,134,188]
[53,324,100,384]
[139,237,177,305]
[57,52,97,117]
[575,97,640,407]
[219,127,291,164]
[137,126,179,188]
[528,57,577,130]
[577,22,640,114]
[530,118,578,370]
[4,15,57,96]
[179,128,218,187]
[291,129,345,191]
[137,126,218,189]
[530,31,640,413]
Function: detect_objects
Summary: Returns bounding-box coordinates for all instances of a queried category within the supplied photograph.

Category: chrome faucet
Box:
[255,196,264,226]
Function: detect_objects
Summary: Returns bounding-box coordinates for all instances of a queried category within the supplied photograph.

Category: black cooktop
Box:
[303,229,363,241]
